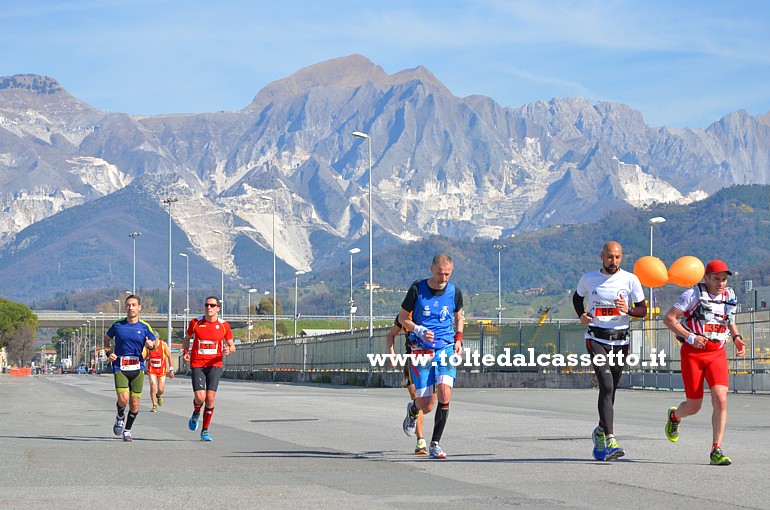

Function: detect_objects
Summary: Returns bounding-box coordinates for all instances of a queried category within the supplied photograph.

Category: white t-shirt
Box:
[576,268,645,346]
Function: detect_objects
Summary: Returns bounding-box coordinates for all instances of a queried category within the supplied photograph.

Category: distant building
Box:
[364,281,381,291]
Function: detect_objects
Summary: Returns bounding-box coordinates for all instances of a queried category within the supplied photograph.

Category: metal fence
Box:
[220,311,770,391]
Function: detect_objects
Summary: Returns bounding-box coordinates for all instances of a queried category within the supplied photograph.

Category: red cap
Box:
[705,259,732,275]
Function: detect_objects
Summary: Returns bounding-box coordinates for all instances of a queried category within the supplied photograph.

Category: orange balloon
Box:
[634,256,668,288]
[668,256,705,287]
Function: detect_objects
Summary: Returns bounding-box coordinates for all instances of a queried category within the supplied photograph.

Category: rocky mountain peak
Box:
[0,74,63,95]
[248,54,452,109]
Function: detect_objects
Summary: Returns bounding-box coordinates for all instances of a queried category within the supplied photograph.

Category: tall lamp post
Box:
[260,196,277,381]
[179,253,189,330]
[648,217,666,318]
[85,319,91,372]
[294,270,308,338]
[348,247,361,333]
[163,197,178,352]
[212,230,226,318]
[128,232,141,294]
[247,288,257,343]
[352,131,374,384]
[493,244,506,327]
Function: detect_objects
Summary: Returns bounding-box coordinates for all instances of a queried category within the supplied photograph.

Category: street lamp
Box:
[179,253,189,330]
[648,217,666,318]
[163,197,178,352]
[352,131,374,384]
[85,319,91,372]
[494,244,506,326]
[128,232,141,294]
[99,311,104,369]
[348,247,361,333]
[212,229,226,318]
[294,270,308,338]
[247,288,257,343]
[260,195,277,380]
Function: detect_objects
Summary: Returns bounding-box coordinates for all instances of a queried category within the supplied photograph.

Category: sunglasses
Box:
[205,303,219,308]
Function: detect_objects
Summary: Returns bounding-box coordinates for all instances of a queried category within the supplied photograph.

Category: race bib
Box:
[197,339,219,355]
[150,358,163,368]
[704,323,727,334]
[119,356,140,371]
[595,306,621,317]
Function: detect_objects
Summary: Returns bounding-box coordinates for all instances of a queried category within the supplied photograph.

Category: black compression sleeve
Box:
[572,291,586,317]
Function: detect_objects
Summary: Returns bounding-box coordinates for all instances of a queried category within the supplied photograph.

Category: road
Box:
[1,374,768,509]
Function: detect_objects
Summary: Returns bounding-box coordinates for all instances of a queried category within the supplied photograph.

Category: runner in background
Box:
[385,313,436,455]
[145,334,174,412]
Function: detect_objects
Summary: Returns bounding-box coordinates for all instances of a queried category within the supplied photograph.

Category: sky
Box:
[2,0,769,128]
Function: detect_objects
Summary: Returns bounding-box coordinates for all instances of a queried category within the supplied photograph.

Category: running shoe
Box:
[151,405,158,413]
[415,438,427,455]
[591,427,606,461]
[188,412,200,431]
[665,407,680,442]
[157,396,163,407]
[113,415,125,436]
[605,437,625,460]
[200,430,213,442]
[122,430,133,442]
[710,447,732,466]
[402,402,417,437]
[429,442,447,459]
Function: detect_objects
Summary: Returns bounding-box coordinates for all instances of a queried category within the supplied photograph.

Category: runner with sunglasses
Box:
[183,296,235,442]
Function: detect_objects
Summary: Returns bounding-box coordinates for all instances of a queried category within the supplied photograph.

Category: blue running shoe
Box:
[592,427,606,461]
[188,412,200,431]
[113,415,125,436]
[200,430,213,442]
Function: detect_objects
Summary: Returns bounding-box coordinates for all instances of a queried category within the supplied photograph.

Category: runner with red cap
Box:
[662,259,746,465]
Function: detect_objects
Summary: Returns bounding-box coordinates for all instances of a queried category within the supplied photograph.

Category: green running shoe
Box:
[665,407,680,442]
[605,437,625,460]
[710,447,731,466]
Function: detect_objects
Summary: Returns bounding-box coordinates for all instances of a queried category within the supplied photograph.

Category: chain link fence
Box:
[207,311,770,391]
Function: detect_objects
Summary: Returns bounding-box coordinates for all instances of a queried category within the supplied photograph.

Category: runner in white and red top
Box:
[183,296,234,442]
[662,259,746,465]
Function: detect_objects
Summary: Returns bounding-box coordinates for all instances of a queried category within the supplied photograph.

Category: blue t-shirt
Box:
[106,319,157,372]
[402,279,462,350]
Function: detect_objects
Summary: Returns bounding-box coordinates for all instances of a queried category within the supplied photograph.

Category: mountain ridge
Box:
[1,55,769,303]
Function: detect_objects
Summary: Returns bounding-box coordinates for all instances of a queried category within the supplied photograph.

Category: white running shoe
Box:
[429,442,447,459]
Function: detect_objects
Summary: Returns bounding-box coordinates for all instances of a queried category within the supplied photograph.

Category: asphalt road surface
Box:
[1,373,768,509]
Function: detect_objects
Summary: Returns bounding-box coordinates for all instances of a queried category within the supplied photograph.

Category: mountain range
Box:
[1,54,769,304]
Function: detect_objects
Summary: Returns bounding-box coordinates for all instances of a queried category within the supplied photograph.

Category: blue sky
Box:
[2,0,769,128]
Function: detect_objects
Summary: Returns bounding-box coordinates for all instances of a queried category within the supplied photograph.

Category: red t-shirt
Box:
[186,316,233,368]
[146,345,167,374]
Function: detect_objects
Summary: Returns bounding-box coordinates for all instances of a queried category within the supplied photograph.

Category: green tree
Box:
[256,296,282,315]
[0,298,38,365]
